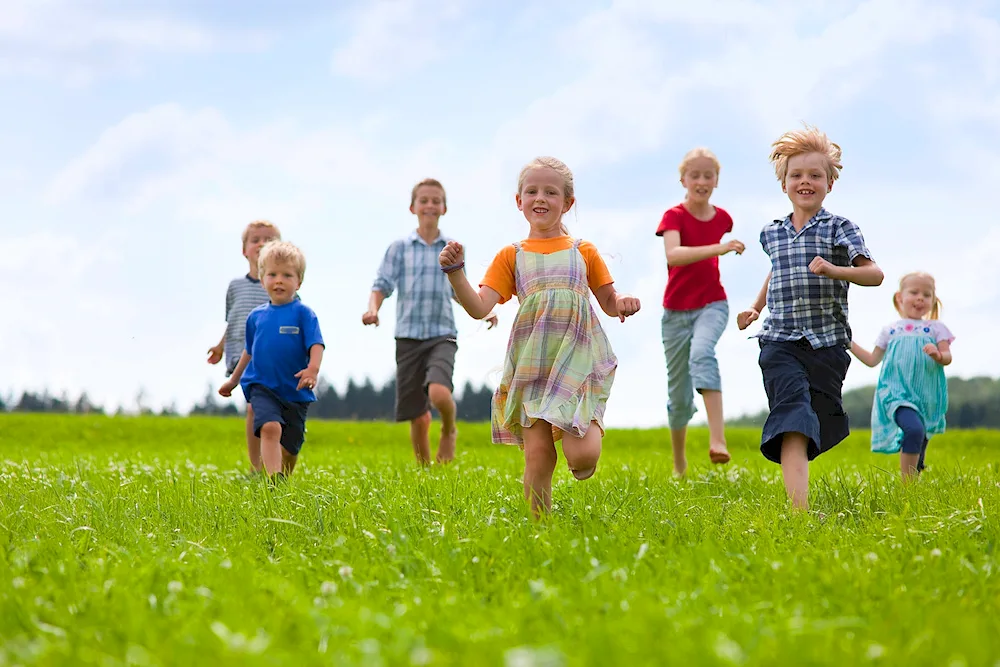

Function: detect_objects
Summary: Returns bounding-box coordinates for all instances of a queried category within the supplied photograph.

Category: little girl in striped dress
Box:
[850,272,954,480]
[439,156,641,517]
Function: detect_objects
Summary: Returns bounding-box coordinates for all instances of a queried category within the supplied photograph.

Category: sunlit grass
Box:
[1,414,998,666]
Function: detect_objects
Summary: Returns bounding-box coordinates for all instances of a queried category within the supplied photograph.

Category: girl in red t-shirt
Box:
[655,148,745,476]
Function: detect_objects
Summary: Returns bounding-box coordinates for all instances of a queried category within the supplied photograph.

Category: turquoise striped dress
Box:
[870,319,954,453]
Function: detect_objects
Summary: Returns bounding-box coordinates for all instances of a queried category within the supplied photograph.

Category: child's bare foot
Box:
[571,465,596,480]
[709,443,731,464]
[436,427,458,464]
[673,465,687,478]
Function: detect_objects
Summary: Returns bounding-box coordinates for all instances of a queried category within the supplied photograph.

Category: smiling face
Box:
[515,166,573,237]
[261,259,301,306]
[895,274,936,320]
[409,185,446,225]
[680,156,719,205]
[782,152,833,213]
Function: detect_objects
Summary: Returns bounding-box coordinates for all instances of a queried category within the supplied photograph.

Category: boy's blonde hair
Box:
[679,147,721,178]
[517,156,574,235]
[410,178,447,206]
[258,240,307,283]
[769,124,843,183]
[242,220,281,249]
[894,271,942,320]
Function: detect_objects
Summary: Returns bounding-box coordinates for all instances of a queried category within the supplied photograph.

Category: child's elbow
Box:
[871,266,884,286]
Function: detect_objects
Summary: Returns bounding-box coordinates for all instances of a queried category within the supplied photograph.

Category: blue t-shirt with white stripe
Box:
[240,300,325,404]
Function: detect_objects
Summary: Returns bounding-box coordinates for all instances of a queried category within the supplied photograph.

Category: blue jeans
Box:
[894,406,929,471]
[661,300,729,429]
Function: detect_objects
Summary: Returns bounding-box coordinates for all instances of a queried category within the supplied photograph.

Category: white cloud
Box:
[330,0,468,81]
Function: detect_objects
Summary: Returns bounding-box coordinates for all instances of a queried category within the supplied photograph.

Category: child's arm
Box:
[923,340,952,366]
[440,241,501,319]
[850,341,885,368]
[450,280,499,329]
[363,290,385,326]
[207,330,226,364]
[219,351,251,396]
[737,271,771,330]
[809,256,884,286]
[594,284,641,322]
[663,231,744,267]
[294,344,325,390]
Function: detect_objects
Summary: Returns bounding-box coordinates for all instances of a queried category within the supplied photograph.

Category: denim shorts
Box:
[660,300,729,429]
[758,339,851,464]
[247,384,310,456]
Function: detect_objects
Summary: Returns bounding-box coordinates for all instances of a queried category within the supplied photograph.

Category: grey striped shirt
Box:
[224,275,270,375]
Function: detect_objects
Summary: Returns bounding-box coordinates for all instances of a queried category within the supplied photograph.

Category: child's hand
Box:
[721,239,745,256]
[439,241,465,268]
[808,256,837,278]
[362,310,380,326]
[923,343,943,363]
[207,344,223,365]
[485,311,499,329]
[295,367,319,391]
[615,294,641,322]
[737,308,759,330]
[218,380,237,398]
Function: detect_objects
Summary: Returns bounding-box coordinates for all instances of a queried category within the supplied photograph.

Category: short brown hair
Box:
[410,178,446,206]
[242,220,281,249]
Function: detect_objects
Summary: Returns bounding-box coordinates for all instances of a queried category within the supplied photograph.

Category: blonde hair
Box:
[241,220,281,249]
[679,147,721,178]
[894,271,942,320]
[517,156,574,235]
[410,178,446,206]
[258,240,307,283]
[769,124,843,183]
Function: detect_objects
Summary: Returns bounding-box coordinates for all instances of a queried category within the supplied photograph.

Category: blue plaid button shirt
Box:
[756,208,873,349]
[372,230,458,340]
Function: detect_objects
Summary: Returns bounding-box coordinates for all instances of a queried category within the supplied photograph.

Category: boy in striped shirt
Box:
[207,220,281,473]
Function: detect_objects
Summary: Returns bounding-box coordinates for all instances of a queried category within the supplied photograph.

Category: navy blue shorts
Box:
[247,384,310,456]
[758,339,851,464]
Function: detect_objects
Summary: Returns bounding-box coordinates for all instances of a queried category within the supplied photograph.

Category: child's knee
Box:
[427,383,453,406]
[411,411,432,428]
[260,421,282,439]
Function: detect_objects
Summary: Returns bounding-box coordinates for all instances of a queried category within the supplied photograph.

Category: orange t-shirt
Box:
[480,236,614,304]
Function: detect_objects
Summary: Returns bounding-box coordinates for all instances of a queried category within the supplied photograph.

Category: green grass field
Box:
[1,414,998,666]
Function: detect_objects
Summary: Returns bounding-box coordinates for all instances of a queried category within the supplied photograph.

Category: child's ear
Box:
[515,193,523,211]
[563,196,575,213]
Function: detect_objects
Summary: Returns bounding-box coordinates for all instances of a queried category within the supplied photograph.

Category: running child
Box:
[737,125,883,510]
[656,147,745,476]
[850,272,953,481]
[219,240,324,479]
[363,178,497,466]
[439,156,641,518]
[206,220,281,473]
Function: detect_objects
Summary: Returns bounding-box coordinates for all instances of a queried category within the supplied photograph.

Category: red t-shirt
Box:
[654,204,733,310]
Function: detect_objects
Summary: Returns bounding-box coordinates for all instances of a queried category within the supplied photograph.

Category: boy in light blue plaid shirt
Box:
[737,125,884,511]
[363,178,497,465]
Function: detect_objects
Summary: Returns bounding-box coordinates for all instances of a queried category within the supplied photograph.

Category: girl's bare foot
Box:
[709,443,730,464]
[571,465,596,480]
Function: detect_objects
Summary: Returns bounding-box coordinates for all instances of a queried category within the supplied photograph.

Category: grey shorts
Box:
[394,336,457,422]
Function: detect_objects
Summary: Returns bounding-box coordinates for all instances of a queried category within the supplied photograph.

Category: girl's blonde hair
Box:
[258,240,307,283]
[678,147,721,178]
[517,156,573,235]
[894,271,942,320]
[769,124,843,183]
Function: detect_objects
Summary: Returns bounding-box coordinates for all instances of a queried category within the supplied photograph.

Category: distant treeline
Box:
[731,376,1000,430]
[0,378,496,422]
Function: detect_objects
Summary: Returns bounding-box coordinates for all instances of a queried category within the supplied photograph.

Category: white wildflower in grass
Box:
[339,566,353,579]
[167,581,183,594]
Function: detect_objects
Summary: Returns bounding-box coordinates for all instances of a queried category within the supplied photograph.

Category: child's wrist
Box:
[441,261,465,274]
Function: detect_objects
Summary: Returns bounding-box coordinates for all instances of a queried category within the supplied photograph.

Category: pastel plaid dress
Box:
[492,239,618,445]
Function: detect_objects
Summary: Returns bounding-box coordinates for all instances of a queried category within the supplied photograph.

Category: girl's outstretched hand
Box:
[923,342,943,363]
[737,308,759,330]
[722,239,745,255]
[615,294,641,322]
[439,241,465,268]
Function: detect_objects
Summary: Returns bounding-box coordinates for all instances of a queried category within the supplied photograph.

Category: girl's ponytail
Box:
[929,297,942,321]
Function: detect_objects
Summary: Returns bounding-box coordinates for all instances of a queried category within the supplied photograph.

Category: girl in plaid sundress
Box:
[439,156,641,517]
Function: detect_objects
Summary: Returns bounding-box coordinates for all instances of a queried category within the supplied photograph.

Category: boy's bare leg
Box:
[259,422,284,476]
[702,390,731,464]
[245,404,263,473]
[670,427,687,477]
[780,432,810,510]
[410,411,432,465]
[562,421,602,480]
[281,449,298,476]
[523,421,558,518]
[429,383,458,464]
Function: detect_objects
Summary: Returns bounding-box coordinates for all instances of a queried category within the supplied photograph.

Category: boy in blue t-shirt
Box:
[220,240,325,478]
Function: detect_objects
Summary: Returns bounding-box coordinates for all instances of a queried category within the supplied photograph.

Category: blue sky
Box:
[3,0,999,426]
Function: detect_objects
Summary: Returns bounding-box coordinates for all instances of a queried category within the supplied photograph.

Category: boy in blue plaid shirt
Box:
[737,125,884,510]
[363,178,498,465]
